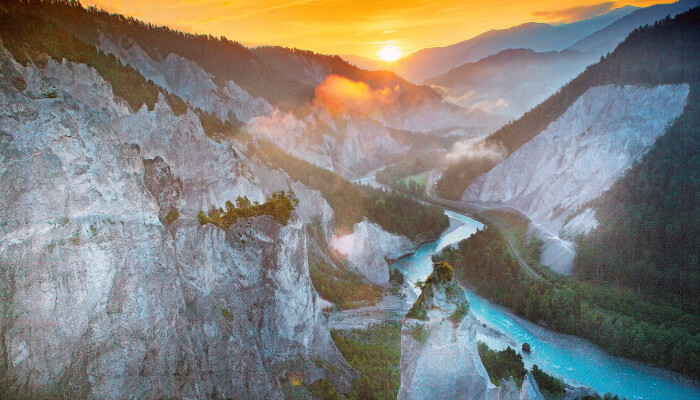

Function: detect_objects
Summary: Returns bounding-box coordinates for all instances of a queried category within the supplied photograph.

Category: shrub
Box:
[309,263,382,310]
[331,323,402,400]
[477,342,526,386]
[220,308,234,322]
[165,208,179,226]
[410,324,428,343]
[449,301,469,324]
[431,261,454,284]
[199,191,298,230]
[307,379,342,400]
[405,295,427,320]
[389,268,404,285]
[531,364,565,395]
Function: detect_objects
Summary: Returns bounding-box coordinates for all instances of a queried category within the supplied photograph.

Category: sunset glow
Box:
[83,0,669,59]
[377,44,403,62]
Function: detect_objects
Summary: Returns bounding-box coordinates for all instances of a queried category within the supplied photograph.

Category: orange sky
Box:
[83,0,668,60]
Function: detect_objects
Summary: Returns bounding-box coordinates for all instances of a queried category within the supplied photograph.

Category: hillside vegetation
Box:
[434,226,700,378]
[575,84,699,312]
[0,0,314,109]
[251,141,449,240]
[0,0,249,141]
[197,191,299,229]
[0,4,185,112]
[437,7,700,199]
[1,0,442,111]
[331,323,402,400]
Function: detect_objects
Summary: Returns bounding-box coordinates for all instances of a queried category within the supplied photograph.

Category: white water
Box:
[393,210,700,400]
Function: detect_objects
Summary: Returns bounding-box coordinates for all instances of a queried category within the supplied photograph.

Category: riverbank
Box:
[389,214,469,263]
[394,210,700,400]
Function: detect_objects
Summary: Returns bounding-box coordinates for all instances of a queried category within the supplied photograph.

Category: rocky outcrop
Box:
[0,52,356,399]
[143,156,184,224]
[330,219,414,285]
[98,34,273,123]
[115,96,267,212]
[398,262,544,400]
[462,84,689,273]
[245,107,409,176]
[520,372,545,400]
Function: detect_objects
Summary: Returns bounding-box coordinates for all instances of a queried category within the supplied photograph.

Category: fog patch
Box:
[444,137,507,165]
[314,74,401,116]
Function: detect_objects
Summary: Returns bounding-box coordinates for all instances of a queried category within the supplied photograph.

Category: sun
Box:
[377,44,403,62]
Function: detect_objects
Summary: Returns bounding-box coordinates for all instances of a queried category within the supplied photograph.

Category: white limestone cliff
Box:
[245,107,409,177]
[462,84,689,273]
[330,219,414,285]
[398,262,544,400]
[98,34,273,123]
[0,52,356,399]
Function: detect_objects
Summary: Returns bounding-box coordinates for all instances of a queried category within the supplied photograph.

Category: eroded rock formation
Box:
[398,262,544,400]
[0,49,356,399]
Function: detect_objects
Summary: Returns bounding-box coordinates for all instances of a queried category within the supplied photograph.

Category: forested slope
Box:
[251,140,449,240]
[437,7,700,199]
[435,226,700,378]
[0,0,314,109]
[0,0,440,112]
[575,84,699,312]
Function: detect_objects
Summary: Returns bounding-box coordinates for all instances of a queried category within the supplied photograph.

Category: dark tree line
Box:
[362,184,448,241]
[478,342,567,397]
[437,7,700,199]
[198,191,299,229]
[0,0,314,109]
[575,84,699,312]
[434,226,700,378]
[2,0,437,111]
[252,141,449,241]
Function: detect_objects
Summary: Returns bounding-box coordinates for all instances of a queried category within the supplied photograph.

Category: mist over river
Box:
[392,210,700,400]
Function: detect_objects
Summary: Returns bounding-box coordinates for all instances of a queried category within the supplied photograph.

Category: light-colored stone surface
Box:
[398,265,543,400]
[98,34,273,123]
[330,219,414,285]
[245,107,410,176]
[463,84,689,273]
[0,52,356,399]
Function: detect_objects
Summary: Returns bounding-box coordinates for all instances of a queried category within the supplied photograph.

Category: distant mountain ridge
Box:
[437,5,700,200]
[425,48,598,117]
[436,7,699,306]
[350,5,639,83]
[417,0,700,120]
[569,0,700,54]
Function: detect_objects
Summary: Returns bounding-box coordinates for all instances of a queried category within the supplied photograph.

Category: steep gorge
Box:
[0,48,363,399]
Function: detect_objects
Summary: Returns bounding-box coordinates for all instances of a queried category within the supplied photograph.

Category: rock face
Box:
[330,219,414,285]
[99,35,498,178]
[398,262,543,400]
[462,84,689,273]
[0,52,356,398]
[520,372,545,400]
[245,106,410,176]
[98,34,273,123]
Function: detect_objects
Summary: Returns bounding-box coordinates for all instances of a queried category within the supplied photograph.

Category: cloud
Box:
[245,110,307,142]
[444,137,506,165]
[533,2,615,23]
[314,75,401,115]
[469,98,509,113]
[432,87,508,113]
